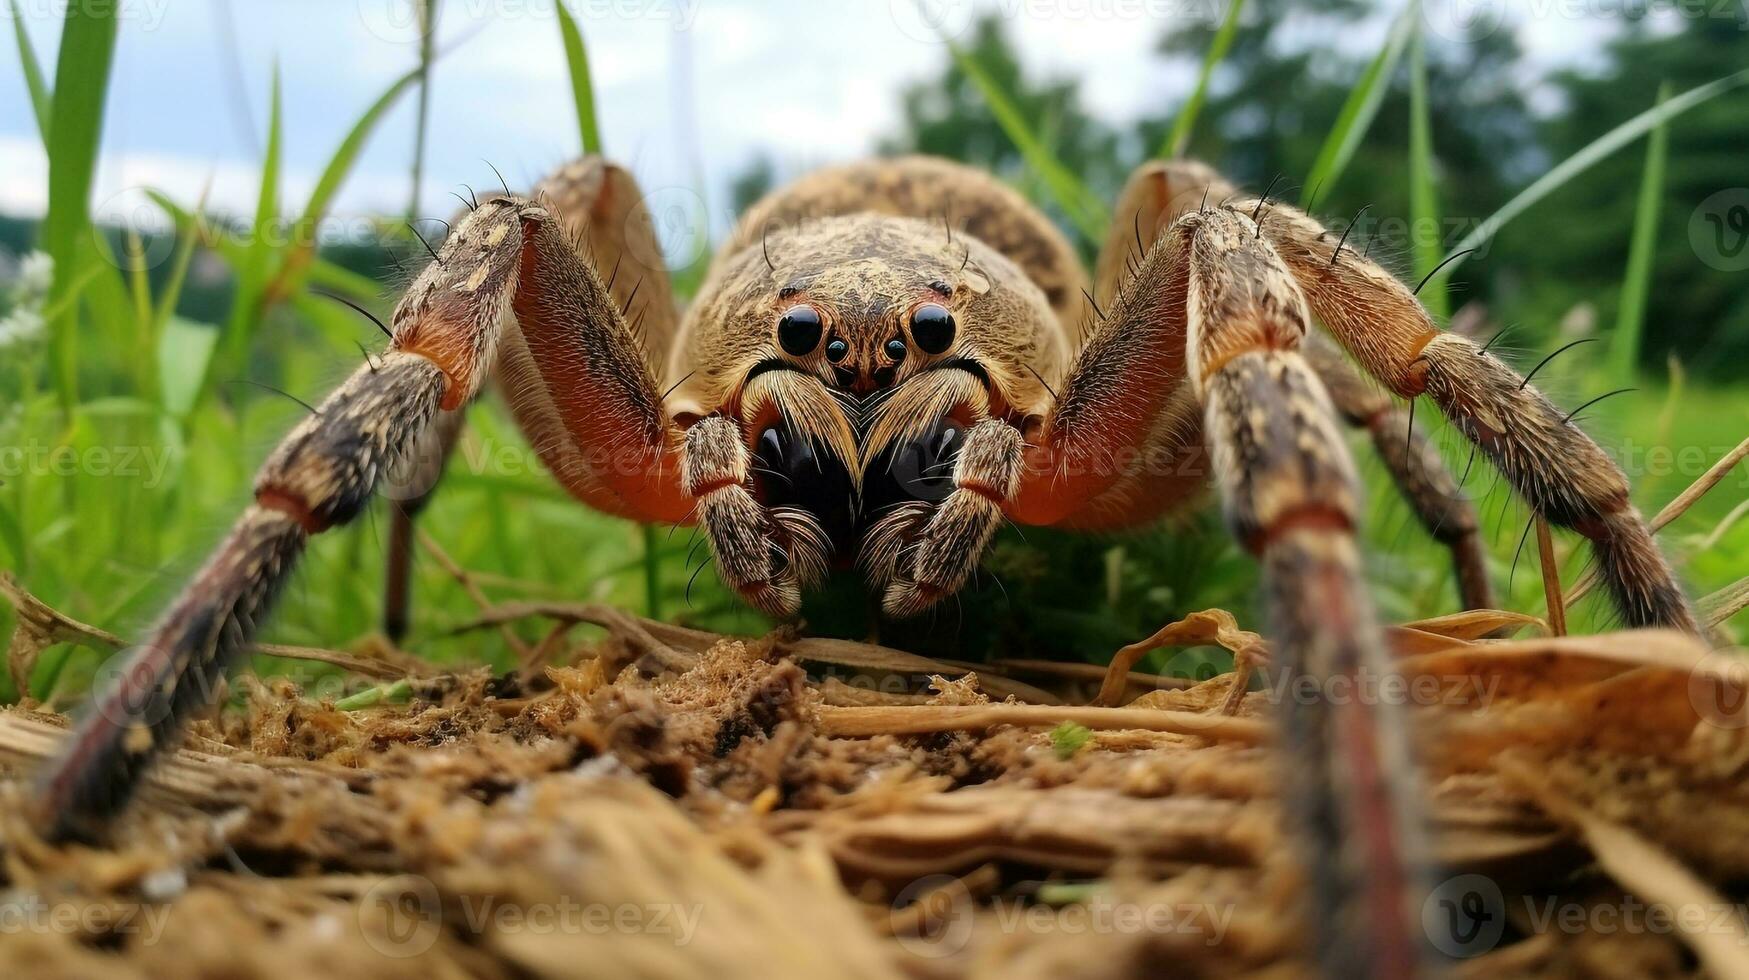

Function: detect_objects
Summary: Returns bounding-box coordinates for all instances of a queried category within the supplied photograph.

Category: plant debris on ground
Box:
[1,586,1747,979]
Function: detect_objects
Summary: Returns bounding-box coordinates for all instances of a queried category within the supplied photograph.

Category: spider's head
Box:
[676,214,1057,618]
[729,279,981,589]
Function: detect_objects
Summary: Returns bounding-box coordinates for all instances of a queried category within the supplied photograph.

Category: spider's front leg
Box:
[32,196,694,839]
[1013,208,1431,977]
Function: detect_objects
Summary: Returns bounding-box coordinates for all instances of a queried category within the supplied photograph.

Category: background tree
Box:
[877,15,1126,246]
[1494,15,1749,372]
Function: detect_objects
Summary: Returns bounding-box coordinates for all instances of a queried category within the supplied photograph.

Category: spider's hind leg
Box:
[1303,333,1493,610]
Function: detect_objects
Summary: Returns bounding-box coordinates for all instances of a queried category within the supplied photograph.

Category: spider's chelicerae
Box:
[37,155,1699,975]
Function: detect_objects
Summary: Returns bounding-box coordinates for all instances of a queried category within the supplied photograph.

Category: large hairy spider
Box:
[35,155,1698,976]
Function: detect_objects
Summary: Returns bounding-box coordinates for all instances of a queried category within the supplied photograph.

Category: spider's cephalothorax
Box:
[35,154,1700,979]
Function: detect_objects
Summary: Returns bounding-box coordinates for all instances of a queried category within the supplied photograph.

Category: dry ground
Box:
[2,585,1748,979]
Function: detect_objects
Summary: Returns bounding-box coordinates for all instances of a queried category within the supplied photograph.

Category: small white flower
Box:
[15,251,53,301]
[0,307,44,348]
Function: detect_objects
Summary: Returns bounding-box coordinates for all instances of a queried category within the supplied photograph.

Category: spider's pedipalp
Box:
[875,417,1021,617]
[684,414,829,616]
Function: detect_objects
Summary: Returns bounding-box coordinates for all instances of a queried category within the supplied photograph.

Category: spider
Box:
[34,155,1699,977]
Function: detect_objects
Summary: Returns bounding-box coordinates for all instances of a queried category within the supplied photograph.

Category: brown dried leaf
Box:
[1496,752,1749,979]
[1097,609,1265,707]
[814,702,1269,743]
[1397,607,1546,642]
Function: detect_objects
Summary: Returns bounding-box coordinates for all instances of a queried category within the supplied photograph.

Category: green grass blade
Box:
[945,38,1106,243]
[305,256,386,301]
[124,229,153,386]
[555,1,603,155]
[1163,0,1244,159]
[0,497,26,576]
[151,188,384,305]
[286,65,422,279]
[1609,81,1671,383]
[248,66,284,280]
[157,316,221,418]
[151,187,207,333]
[8,0,51,143]
[1299,0,1417,208]
[1447,67,1749,274]
[408,0,440,219]
[1407,27,1447,318]
[208,66,283,403]
[43,0,120,412]
[642,524,661,618]
[253,68,283,248]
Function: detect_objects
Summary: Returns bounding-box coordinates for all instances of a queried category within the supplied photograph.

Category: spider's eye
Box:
[777,305,823,356]
[909,303,956,354]
[825,338,850,362]
[884,338,908,362]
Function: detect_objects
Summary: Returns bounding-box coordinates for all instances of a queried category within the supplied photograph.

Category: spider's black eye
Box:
[825,338,850,362]
[884,338,908,362]
[777,305,823,356]
[909,303,956,355]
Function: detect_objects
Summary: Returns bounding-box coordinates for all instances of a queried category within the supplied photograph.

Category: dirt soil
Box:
[1,603,1747,979]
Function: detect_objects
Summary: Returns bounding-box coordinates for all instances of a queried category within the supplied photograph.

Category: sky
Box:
[0,0,1630,246]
